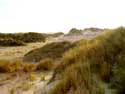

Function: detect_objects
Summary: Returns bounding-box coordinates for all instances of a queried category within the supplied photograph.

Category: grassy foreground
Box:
[50,27,125,94]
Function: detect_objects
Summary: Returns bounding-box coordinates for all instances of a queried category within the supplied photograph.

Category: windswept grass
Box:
[0,60,36,73]
[0,58,55,73]
[50,27,125,94]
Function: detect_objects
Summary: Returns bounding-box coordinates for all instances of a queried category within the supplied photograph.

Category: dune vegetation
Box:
[0,38,26,46]
[0,27,125,94]
[0,59,54,73]
[50,27,125,94]
[0,32,45,46]
[23,41,75,62]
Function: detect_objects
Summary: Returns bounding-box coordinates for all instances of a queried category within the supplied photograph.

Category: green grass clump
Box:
[24,41,75,62]
[50,27,125,94]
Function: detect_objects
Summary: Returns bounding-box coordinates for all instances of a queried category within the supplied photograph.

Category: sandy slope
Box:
[0,72,52,94]
[0,40,53,60]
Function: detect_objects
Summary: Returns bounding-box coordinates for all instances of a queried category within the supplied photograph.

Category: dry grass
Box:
[36,58,54,71]
[0,58,56,73]
[50,27,125,94]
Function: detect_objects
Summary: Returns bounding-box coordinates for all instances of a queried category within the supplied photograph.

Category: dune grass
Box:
[50,27,125,94]
[0,58,55,73]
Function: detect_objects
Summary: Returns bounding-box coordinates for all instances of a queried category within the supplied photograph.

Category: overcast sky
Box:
[0,0,125,33]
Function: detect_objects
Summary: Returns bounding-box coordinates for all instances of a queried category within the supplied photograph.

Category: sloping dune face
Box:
[50,27,125,94]
[23,41,75,62]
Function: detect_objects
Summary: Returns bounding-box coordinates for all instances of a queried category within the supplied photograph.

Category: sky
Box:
[0,0,125,33]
